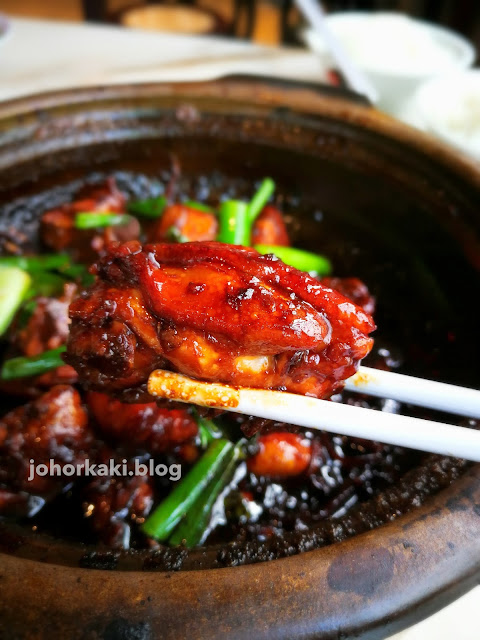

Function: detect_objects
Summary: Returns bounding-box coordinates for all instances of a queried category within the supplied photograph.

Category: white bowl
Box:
[302,12,476,111]
[410,70,480,161]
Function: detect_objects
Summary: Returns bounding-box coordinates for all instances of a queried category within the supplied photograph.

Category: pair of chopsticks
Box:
[148,367,480,462]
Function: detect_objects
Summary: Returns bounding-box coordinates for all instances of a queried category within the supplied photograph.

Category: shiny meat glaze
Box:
[66,241,375,398]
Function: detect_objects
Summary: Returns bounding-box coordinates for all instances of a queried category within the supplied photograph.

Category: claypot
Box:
[0,78,479,640]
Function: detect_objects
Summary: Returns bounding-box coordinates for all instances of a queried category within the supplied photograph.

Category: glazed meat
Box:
[251,205,290,247]
[87,391,198,454]
[40,178,139,261]
[320,277,375,316]
[148,203,218,243]
[14,287,75,357]
[82,464,154,548]
[0,386,92,501]
[1,285,78,396]
[66,241,375,399]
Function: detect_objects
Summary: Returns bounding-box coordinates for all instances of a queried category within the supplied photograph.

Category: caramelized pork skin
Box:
[40,178,139,261]
[87,392,198,454]
[66,241,375,399]
[0,386,92,500]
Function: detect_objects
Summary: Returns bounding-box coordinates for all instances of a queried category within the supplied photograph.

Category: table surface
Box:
[0,15,478,640]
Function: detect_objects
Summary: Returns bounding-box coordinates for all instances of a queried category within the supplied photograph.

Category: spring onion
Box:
[169,442,245,548]
[182,200,215,214]
[0,346,67,380]
[58,263,95,287]
[25,271,66,299]
[142,439,233,541]
[16,300,38,330]
[127,196,167,219]
[247,178,275,223]
[254,244,332,276]
[217,201,250,245]
[0,267,32,336]
[197,414,223,448]
[74,213,133,229]
[0,254,70,273]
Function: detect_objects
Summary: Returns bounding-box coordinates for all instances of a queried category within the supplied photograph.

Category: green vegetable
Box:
[58,263,95,287]
[142,439,233,541]
[183,200,215,214]
[0,254,94,288]
[0,267,32,336]
[127,196,167,219]
[74,213,133,229]
[247,178,275,223]
[0,254,70,273]
[197,414,223,448]
[254,244,332,276]
[16,300,38,329]
[217,201,250,245]
[0,346,67,380]
[169,442,245,548]
[25,271,66,299]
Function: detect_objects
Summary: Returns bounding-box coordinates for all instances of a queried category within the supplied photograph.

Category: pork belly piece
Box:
[148,203,218,243]
[40,178,139,261]
[82,465,154,549]
[320,277,375,315]
[87,391,198,454]
[66,241,375,399]
[0,386,92,503]
[1,285,78,396]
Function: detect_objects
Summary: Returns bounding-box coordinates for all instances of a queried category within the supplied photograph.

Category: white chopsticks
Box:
[148,369,480,462]
[346,366,480,419]
[295,0,379,103]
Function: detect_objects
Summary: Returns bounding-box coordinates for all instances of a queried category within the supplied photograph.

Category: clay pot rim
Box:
[0,78,479,639]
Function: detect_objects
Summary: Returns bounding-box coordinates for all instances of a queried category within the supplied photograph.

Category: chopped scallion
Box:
[127,196,167,219]
[0,346,67,380]
[169,441,244,548]
[254,244,332,276]
[217,201,250,245]
[142,439,233,541]
[248,178,275,223]
[25,271,66,299]
[74,213,133,229]
[0,254,70,273]
[197,414,223,448]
